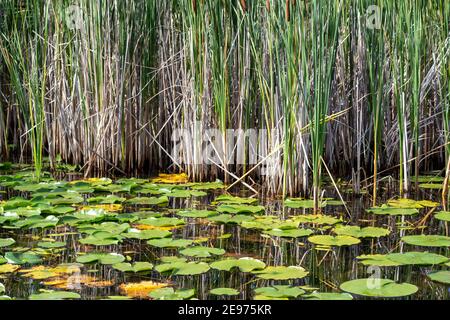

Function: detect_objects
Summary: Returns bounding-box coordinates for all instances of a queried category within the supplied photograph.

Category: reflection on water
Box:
[0,176,449,300]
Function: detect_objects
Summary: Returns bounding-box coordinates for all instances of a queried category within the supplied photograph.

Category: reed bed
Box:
[0,0,449,202]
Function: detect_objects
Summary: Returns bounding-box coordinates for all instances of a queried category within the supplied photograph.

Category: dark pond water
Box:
[0,171,448,300]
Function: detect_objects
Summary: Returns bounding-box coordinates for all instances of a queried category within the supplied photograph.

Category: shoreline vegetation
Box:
[0,0,449,207]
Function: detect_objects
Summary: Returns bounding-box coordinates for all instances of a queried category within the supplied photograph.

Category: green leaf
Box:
[155,261,210,275]
[123,228,172,240]
[340,279,418,297]
[147,238,193,248]
[254,285,305,299]
[308,235,361,247]
[0,238,16,248]
[29,290,81,300]
[214,195,258,205]
[176,209,218,218]
[303,292,353,300]
[112,262,154,273]
[401,235,450,247]
[252,266,309,280]
[210,288,239,296]
[366,206,419,216]
[435,211,450,222]
[210,257,266,272]
[138,217,185,227]
[76,253,125,265]
[5,252,42,265]
[263,228,314,238]
[207,214,255,224]
[126,196,169,205]
[333,226,390,238]
[427,271,450,284]
[37,241,66,249]
[179,246,225,258]
[284,198,326,209]
[217,204,265,214]
[149,288,195,300]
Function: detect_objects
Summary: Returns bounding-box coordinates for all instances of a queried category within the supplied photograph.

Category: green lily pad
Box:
[147,238,194,248]
[254,285,305,299]
[79,234,120,246]
[176,209,218,218]
[401,235,450,247]
[427,271,450,284]
[387,198,439,209]
[0,256,6,264]
[207,214,255,224]
[292,214,342,225]
[155,261,210,275]
[87,195,126,204]
[123,229,172,240]
[333,226,390,238]
[126,196,169,206]
[76,253,125,265]
[388,252,449,265]
[340,279,418,297]
[252,266,309,280]
[138,217,185,227]
[217,204,265,215]
[356,254,404,267]
[263,228,314,238]
[308,235,361,247]
[214,195,258,205]
[29,290,81,300]
[210,257,266,272]
[303,292,353,300]
[366,206,419,216]
[149,288,195,300]
[284,198,326,209]
[4,252,42,265]
[112,262,154,273]
[179,246,225,258]
[0,238,16,248]
[37,241,66,249]
[210,288,240,296]
[435,211,450,222]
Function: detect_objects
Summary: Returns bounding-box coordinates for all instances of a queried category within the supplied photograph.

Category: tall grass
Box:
[0,0,449,202]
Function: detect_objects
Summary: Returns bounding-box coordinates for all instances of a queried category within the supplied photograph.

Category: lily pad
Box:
[207,214,255,225]
[284,198,326,209]
[210,257,266,272]
[254,285,305,299]
[366,206,419,216]
[112,262,154,273]
[210,288,240,296]
[252,266,309,280]
[29,290,81,300]
[147,238,194,248]
[0,238,16,248]
[138,217,185,228]
[340,278,418,297]
[427,271,450,284]
[435,211,450,222]
[4,252,42,265]
[214,195,258,205]
[0,264,20,274]
[179,246,225,258]
[308,235,361,247]
[401,235,450,247]
[123,229,172,240]
[149,288,195,300]
[263,228,314,238]
[126,196,169,206]
[176,209,218,218]
[76,253,125,265]
[333,226,390,238]
[303,292,353,300]
[155,260,210,275]
[217,204,265,215]
[37,241,66,249]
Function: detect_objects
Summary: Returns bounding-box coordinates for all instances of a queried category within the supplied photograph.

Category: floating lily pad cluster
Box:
[0,172,448,300]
